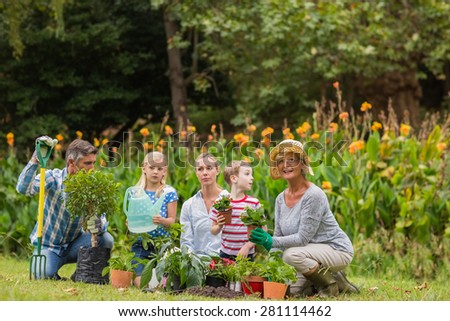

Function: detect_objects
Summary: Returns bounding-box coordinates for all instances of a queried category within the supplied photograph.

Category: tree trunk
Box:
[163,9,188,131]
[357,70,422,128]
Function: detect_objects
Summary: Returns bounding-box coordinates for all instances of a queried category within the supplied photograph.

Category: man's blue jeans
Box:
[31,232,114,279]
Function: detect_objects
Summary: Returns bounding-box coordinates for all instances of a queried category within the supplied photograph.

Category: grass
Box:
[1,256,448,301]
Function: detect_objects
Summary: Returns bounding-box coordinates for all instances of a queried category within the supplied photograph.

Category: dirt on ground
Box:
[187,286,245,299]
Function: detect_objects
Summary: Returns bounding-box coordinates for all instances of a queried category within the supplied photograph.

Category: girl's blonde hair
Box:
[136,151,167,197]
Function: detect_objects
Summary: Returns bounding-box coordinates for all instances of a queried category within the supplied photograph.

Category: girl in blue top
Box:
[131,151,178,287]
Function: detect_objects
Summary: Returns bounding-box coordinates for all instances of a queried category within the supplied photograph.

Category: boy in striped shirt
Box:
[210,160,263,260]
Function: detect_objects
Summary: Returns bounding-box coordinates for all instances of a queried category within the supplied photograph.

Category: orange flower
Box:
[55,144,62,151]
[261,127,274,137]
[437,142,447,152]
[164,125,173,136]
[6,132,14,147]
[400,124,411,136]
[94,138,100,147]
[254,148,264,159]
[187,125,196,133]
[311,133,320,140]
[234,133,250,145]
[333,81,339,90]
[301,122,311,132]
[261,136,271,147]
[296,126,306,138]
[371,122,382,132]
[76,131,83,139]
[143,143,152,151]
[247,124,256,134]
[349,140,365,154]
[283,127,294,139]
[140,128,149,137]
[180,131,187,140]
[322,181,332,190]
[208,134,214,141]
[158,139,166,147]
[112,147,118,153]
[360,101,372,112]
[329,122,338,133]
[339,112,349,121]
[101,138,109,145]
[211,124,217,133]
[56,134,64,141]
[243,156,251,163]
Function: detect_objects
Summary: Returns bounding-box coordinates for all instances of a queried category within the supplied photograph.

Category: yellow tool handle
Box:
[37,167,46,238]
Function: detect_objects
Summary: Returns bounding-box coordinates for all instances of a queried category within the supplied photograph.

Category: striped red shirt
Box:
[210,194,260,256]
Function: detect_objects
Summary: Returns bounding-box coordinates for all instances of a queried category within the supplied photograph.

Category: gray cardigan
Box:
[272,183,354,256]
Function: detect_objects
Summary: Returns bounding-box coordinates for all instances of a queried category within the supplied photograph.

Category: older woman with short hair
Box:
[250,140,358,297]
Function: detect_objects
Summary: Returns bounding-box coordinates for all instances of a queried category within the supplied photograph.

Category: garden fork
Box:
[29,139,56,280]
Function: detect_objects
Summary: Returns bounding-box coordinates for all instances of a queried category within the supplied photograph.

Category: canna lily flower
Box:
[180,131,187,140]
[400,124,411,136]
[140,128,149,137]
[333,81,339,90]
[339,112,349,121]
[371,122,383,132]
[322,181,332,190]
[283,127,294,139]
[94,138,100,147]
[261,127,274,137]
[143,143,152,151]
[296,126,306,138]
[254,148,264,159]
[247,124,256,133]
[311,133,320,140]
[187,125,196,133]
[76,131,83,139]
[360,101,372,112]
[208,134,214,141]
[261,136,271,147]
[211,124,217,133]
[101,138,109,145]
[55,144,62,151]
[349,140,365,154]
[6,132,14,147]
[329,122,338,133]
[164,125,173,136]
[234,133,250,145]
[437,142,447,152]
[56,134,64,141]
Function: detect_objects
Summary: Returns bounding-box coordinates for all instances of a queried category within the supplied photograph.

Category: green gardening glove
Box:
[249,227,273,251]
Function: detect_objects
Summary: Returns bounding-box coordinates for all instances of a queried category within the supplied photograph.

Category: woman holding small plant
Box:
[130,151,178,287]
[180,153,228,255]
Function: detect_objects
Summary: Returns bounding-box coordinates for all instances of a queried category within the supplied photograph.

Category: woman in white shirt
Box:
[180,153,227,256]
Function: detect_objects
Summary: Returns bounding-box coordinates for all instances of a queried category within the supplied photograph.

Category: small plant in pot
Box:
[65,169,120,284]
[240,205,267,238]
[139,223,205,291]
[203,255,235,288]
[212,194,233,224]
[260,251,297,299]
[236,256,267,297]
[102,252,140,289]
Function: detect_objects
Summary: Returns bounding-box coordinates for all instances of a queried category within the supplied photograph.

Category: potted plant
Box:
[102,252,140,289]
[212,193,233,224]
[139,223,205,291]
[240,205,267,237]
[203,255,234,288]
[235,256,267,297]
[65,169,120,284]
[260,251,297,299]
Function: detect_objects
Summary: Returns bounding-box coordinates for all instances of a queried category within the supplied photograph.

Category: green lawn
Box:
[0,256,448,301]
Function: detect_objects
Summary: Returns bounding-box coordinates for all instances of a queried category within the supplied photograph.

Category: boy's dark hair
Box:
[223,160,251,185]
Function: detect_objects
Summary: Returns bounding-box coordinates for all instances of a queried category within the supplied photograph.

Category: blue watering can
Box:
[123,186,166,233]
